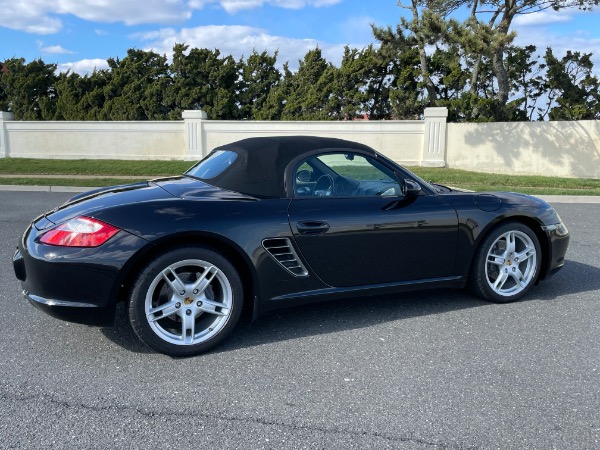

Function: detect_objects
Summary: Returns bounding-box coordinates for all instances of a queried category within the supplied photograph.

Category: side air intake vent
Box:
[262,238,309,277]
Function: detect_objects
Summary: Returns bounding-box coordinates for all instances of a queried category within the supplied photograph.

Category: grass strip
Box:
[1,158,599,195]
[410,167,600,190]
[0,177,148,187]
[0,158,193,176]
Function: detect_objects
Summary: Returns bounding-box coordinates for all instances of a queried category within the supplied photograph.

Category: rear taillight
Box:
[40,216,120,247]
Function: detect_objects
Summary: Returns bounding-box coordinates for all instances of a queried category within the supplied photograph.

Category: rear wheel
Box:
[470,222,541,303]
[128,247,242,356]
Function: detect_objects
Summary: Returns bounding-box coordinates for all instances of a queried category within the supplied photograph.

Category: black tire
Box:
[469,221,542,303]
[128,246,243,356]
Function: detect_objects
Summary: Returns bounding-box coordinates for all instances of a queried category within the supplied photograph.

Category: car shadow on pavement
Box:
[100,303,155,354]
[99,259,597,356]
[217,289,486,355]
[530,259,600,300]
[100,288,487,355]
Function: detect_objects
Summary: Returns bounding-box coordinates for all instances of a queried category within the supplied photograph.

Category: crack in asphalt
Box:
[0,388,477,449]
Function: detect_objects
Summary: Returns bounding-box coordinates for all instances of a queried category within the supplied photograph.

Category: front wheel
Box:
[128,247,243,356]
[470,222,542,303]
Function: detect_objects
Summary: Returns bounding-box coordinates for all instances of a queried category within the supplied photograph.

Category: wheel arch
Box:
[472,215,551,281]
[112,231,259,321]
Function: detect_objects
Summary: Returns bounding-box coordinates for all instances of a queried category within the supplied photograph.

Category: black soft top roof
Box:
[202,136,377,198]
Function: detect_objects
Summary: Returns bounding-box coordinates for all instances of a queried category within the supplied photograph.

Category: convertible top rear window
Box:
[186,150,237,180]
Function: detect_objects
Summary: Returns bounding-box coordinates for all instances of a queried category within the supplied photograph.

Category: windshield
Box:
[186,150,238,180]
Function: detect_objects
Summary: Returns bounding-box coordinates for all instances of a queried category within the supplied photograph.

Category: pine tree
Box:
[0,58,58,119]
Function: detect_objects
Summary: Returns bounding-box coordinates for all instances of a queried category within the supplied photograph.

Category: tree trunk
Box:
[407,0,437,106]
[491,0,516,117]
[493,48,509,107]
[418,44,437,105]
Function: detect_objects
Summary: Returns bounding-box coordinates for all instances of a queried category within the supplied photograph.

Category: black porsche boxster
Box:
[13,136,569,356]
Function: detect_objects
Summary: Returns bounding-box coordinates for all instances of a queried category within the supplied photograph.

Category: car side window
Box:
[293,152,402,198]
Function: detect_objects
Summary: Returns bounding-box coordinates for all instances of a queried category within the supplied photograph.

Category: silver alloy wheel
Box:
[144,259,233,345]
[485,230,537,297]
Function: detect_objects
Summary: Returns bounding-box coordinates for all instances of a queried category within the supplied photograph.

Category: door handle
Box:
[296,221,330,235]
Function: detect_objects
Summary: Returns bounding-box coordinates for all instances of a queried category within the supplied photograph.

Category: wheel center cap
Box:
[507,259,512,266]
[184,297,194,305]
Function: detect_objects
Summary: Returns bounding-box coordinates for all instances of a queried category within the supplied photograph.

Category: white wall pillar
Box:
[422,107,448,167]
[182,110,208,160]
[0,111,14,158]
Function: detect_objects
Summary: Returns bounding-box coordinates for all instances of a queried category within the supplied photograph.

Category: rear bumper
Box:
[24,291,117,326]
[13,223,148,311]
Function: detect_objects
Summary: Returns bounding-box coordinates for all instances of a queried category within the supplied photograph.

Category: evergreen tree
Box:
[0,63,7,112]
[372,26,425,119]
[166,44,239,120]
[102,49,171,120]
[81,69,112,120]
[255,63,293,120]
[238,50,281,120]
[325,46,374,120]
[279,48,335,120]
[401,0,600,117]
[0,58,58,120]
[543,48,600,120]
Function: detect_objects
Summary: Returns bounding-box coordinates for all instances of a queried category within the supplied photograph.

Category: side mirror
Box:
[296,169,313,183]
[403,179,422,197]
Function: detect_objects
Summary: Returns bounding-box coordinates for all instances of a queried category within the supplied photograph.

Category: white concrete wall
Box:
[2,120,184,160]
[201,120,424,164]
[447,120,600,179]
[181,108,446,165]
[1,109,599,179]
[0,110,437,165]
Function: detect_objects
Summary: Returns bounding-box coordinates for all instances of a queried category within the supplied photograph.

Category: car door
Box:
[287,152,459,288]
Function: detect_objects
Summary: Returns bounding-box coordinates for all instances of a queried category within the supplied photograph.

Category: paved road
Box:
[1,192,598,449]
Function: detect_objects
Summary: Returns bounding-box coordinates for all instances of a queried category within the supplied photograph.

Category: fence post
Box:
[422,107,448,167]
[0,111,14,158]
[182,110,208,160]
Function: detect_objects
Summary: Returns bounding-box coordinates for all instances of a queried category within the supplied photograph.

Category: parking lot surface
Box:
[1,191,598,449]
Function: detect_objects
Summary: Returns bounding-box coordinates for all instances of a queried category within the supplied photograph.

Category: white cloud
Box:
[41,45,75,54]
[58,58,109,75]
[55,0,192,25]
[189,0,341,14]
[0,0,342,34]
[0,0,191,34]
[0,0,62,34]
[513,11,573,27]
[134,25,350,69]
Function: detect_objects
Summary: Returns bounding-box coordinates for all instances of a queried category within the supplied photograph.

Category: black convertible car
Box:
[13,136,569,356]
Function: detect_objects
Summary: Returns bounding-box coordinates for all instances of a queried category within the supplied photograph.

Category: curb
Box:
[533,195,600,204]
[0,185,92,193]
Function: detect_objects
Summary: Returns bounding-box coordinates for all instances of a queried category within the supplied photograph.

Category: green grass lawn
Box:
[409,167,600,196]
[1,158,599,195]
[0,177,148,187]
[0,158,193,176]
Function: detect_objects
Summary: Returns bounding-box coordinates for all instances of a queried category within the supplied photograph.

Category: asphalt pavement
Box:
[0,191,599,449]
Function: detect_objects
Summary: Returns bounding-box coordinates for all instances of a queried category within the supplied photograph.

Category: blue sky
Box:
[1,0,599,74]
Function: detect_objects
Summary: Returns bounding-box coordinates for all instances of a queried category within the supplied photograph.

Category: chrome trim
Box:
[24,291,98,308]
[262,238,309,277]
